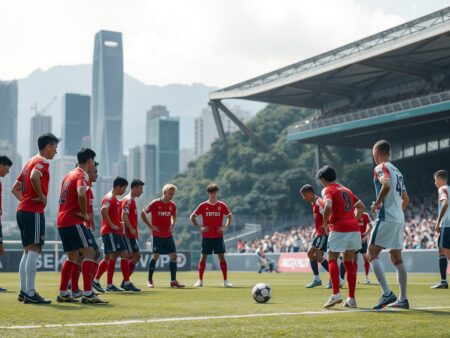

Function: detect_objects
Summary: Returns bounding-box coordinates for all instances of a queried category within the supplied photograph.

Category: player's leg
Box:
[339,256,346,286]
[167,236,184,288]
[433,228,449,289]
[94,233,113,292]
[148,251,159,288]
[195,253,208,287]
[58,250,81,302]
[306,246,322,288]
[78,245,108,304]
[0,225,5,292]
[368,243,396,309]
[387,249,409,308]
[324,251,342,308]
[343,250,357,307]
[17,211,28,301]
[215,238,230,287]
[106,251,121,291]
[363,251,371,283]
[128,240,141,277]
[120,238,132,289]
[70,253,83,297]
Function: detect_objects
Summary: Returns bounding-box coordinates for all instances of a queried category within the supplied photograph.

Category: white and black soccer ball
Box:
[252,282,272,303]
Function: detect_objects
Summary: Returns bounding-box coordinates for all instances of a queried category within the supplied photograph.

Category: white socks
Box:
[395,262,408,301]
[25,251,39,296]
[19,252,28,292]
[371,258,391,296]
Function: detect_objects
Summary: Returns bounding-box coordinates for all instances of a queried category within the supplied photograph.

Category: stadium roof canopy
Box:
[209,7,450,149]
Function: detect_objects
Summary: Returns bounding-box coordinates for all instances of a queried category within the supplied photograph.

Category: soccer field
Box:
[0,272,449,337]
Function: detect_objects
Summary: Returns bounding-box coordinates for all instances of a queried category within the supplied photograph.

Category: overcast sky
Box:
[1,0,449,87]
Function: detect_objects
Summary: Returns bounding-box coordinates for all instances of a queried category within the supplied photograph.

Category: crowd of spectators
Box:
[237,194,440,253]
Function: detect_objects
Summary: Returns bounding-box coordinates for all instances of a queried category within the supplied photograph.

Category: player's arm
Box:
[170,213,177,232]
[90,210,96,231]
[221,213,233,232]
[354,200,365,220]
[77,186,89,221]
[190,212,208,232]
[436,198,448,232]
[122,211,136,235]
[141,209,159,232]
[101,205,120,231]
[11,180,23,201]
[322,199,332,235]
[30,169,46,205]
[372,179,391,213]
[401,191,409,211]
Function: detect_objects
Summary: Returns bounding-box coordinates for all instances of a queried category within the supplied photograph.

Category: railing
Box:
[288,90,450,134]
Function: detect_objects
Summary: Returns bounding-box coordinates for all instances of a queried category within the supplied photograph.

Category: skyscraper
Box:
[0,80,18,152]
[128,146,141,180]
[146,107,179,191]
[61,93,90,155]
[140,144,157,197]
[30,114,52,157]
[91,30,124,176]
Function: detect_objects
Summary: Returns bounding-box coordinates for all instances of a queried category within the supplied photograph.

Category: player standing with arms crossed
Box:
[11,133,60,304]
[317,166,365,308]
[141,184,184,288]
[300,184,331,288]
[431,170,450,289]
[0,155,13,292]
[368,140,409,309]
[191,184,233,288]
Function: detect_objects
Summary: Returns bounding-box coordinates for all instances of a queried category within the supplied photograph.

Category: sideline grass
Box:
[0,271,449,337]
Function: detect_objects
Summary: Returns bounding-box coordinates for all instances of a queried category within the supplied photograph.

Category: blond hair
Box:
[162,183,177,194]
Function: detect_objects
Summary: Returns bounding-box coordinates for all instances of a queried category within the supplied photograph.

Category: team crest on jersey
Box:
[36,163,44,169]
[169,206,173,211]
[218,206,221,211]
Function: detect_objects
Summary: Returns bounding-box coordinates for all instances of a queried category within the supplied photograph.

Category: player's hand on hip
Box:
[323,224,330,235]
[152,226,160,232]
[200,226,209,232]
[371,201,380,214]
[32,195,47,206]
[130,228,136,235]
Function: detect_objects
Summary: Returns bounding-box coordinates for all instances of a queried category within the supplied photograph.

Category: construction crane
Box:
[31,96,57,115]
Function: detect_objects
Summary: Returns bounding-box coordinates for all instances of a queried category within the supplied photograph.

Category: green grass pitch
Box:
[0,271,449,337]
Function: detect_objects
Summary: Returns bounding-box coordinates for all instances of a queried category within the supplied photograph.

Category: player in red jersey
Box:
[300,184,331,289]
[357,212,373,284]
[317,166,365,308]
[11,133,60,304]
[56,148,107,304]
[141,184,184,288]
[0,155,13,292]
[119,178,144,292]
[93,177,130,292]
[190,184,234,288]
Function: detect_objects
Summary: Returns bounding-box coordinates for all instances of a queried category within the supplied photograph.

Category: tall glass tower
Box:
[62,93,90,155]
[0,80,18,152]
[91,30,123,176]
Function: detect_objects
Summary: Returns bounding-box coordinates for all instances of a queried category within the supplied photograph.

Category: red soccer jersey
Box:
[144,199,176,238]
[121,194,138,239]
[358,212,371,238]
[84,187,94,230]
[100,191,123,236]
[312,197,325,236]
[321,183,359,232]
[57,168,90,228]
[193,201,231,239]
[17,155,50,213]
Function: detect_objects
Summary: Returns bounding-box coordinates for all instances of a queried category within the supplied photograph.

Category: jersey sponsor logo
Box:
[158,211,171,217]
[206,211,221,217]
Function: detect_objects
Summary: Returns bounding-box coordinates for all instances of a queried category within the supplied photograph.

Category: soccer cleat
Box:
[0,287,7,292]
[324,294,343,308]
[387,299,409,309]
[24,292,52,305]
[325,281,332,289]
[365,277,371,284]
[92,280,105,293]
[71,290,83,299]
[18,290,26,302]
[123,282,141,292]
[431,281,448,289]
[194,280,203,288]
[343,297,357,308]
[305,280,322,288]
[170,280,185,288]
[56,294,79,303]
[81,294,109,304]
[373,292,397,310]
[224,280,233,288]
[147,280,155,288]
[106,285,123,292]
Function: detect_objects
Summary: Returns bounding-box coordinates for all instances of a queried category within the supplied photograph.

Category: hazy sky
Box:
[1,0,449,87]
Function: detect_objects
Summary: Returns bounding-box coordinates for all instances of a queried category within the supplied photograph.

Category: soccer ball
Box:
[252,282,272,303]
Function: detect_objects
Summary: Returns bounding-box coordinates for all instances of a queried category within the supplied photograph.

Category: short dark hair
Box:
[434,170,448,181]
[38,133,60,150]
[207,183,219,193]
[300,184,314,194]
[373,140,390,156]
[77,148,96,164]
[316,165,337,182]
[113,176,128,188]
[131,178,145,189]
[0,155,13,167]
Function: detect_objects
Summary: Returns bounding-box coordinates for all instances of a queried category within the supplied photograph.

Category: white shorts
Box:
[327,231,361,253]
[370,221,404,250]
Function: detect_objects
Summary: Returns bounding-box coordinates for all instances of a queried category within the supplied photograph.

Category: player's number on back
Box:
[395,175,404,197]
[342,191,352,211]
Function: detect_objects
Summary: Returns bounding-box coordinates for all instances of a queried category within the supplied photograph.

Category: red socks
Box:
[82,259,96,292]
[128,260,136,276]
[95,259,108,280]
[220,260,228,280]
[198,259,206,281]
[60,260,78,291]
[328,259,340,295]
[364,256,370,276]
[71,264,81,292]
[344,261,357,298]
[107,259,116,285]
[121,259,130,282]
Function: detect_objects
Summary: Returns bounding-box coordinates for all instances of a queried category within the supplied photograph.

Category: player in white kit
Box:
[368,140,410,309]
[431,170,450,289]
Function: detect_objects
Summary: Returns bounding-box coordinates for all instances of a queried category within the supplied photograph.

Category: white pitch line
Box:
[1,306,450,330]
